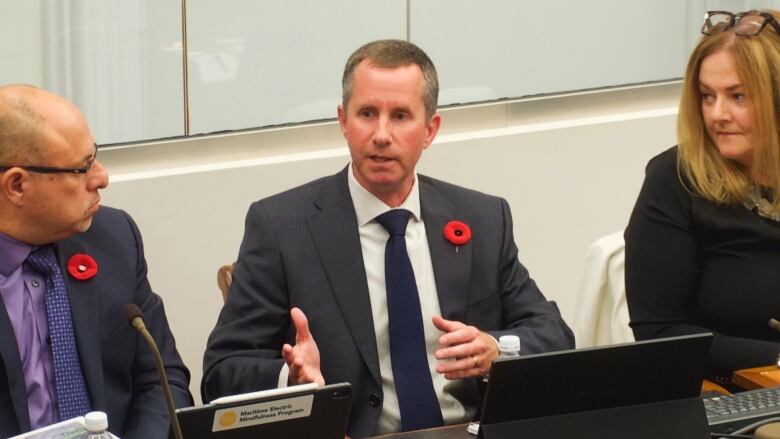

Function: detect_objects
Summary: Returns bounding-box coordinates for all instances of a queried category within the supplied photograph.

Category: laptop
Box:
[478,333,713,439]
[173,382,351,438]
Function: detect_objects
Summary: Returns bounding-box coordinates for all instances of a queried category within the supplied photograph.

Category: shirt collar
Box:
[347,163,421,226]
[0,232,34,277]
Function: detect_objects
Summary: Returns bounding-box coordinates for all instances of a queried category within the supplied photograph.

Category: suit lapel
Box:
[56,240,105,410]
[0,295,31,431]
[307,170,381,386]
[420,179,472,322]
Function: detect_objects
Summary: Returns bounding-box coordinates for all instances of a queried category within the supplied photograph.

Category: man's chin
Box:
[87,201,101,216]
[75,217,94,234]
[357,169,401,188]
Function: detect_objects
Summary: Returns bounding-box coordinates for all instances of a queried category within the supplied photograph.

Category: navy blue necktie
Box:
[26,246,92,421]
[375,209,443,431]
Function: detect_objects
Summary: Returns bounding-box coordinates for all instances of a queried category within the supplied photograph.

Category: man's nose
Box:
[89,159,109,189]
[372,115,391,146]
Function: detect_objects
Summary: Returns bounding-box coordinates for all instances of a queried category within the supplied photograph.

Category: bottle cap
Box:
[84,411,108,432]
[498,335,520,353]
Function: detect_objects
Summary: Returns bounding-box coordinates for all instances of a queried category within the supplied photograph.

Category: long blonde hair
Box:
[678,10,780,215]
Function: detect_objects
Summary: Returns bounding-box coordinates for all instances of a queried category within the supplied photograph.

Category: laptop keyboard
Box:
[704,386,780,427]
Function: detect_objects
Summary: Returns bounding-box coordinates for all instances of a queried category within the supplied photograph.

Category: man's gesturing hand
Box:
[281,307,325,386]
[432,315,499,379]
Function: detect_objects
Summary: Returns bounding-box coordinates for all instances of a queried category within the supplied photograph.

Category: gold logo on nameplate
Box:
[218,410,237,427]
[212,395,313,432]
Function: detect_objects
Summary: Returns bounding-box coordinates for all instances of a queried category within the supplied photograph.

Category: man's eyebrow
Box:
[81,144,98,162]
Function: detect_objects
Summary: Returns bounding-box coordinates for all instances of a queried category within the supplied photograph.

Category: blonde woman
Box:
[626,10,780,384]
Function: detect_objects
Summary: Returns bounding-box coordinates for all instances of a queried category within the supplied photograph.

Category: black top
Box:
[625,146,780,378]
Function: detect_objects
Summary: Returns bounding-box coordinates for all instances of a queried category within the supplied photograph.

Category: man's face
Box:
[338,60,440,206]
[25,107,109,243]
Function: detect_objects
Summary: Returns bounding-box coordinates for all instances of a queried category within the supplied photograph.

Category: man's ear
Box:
[1,168,28,207]
[337,104,348,137]
[423,113,442,150]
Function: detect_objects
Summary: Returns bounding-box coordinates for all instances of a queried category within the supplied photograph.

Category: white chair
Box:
[572,231,634,348]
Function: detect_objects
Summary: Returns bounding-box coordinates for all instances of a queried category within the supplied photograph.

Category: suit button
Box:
[369,394,381,407]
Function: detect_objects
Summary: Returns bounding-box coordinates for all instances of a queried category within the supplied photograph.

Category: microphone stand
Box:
[125,305,184,439]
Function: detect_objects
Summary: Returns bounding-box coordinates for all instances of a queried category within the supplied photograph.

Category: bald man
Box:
[0,85,191,438]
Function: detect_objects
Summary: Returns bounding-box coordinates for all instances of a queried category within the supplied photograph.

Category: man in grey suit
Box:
[0,85,191,437]
[202,40,573,437]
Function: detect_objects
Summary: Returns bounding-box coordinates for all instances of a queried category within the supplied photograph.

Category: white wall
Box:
[0,1,43,85]
[413,0,690,103]
[4,0,702,144]
[99,82,679,403]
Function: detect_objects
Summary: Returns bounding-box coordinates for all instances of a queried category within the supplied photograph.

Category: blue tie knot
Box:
[376,209,411,237]
[27,246,58,276]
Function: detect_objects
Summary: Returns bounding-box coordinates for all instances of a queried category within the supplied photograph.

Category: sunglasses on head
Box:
[701,10,780,37]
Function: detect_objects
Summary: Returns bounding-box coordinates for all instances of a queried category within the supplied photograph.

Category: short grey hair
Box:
[342,39,439,120]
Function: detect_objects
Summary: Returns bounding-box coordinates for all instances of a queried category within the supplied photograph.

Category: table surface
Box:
[371,424,473,439]
[733,365,780,390]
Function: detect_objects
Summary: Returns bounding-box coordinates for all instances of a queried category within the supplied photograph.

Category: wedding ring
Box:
[472,355,478,368]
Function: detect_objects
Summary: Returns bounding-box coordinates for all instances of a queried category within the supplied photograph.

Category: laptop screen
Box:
[174,382,351,439]
[481,333,713,424]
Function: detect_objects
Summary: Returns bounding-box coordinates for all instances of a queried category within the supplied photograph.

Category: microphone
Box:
[122,304,184,439]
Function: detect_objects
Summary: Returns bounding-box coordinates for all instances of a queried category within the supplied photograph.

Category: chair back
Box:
[217,264,234,303]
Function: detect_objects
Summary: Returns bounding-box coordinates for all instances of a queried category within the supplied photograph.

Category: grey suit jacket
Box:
[0,207,192,438]
[202,168,573,438]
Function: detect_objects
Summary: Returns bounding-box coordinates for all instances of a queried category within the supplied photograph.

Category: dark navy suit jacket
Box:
[0,207,191,438]
[202,168,574,438]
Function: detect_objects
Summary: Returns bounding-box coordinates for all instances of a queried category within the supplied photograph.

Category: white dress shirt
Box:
[346,165,474,433]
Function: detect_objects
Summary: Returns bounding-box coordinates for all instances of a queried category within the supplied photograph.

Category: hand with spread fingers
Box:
[282,307,325,386]
[432,315,499,379]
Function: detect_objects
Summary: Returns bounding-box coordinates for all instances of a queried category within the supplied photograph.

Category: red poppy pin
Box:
[444,220,471,251]
[67,253,98,280]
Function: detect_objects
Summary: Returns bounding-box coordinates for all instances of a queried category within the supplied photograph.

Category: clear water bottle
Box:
[84,411,112,439]
[498,335,521,358]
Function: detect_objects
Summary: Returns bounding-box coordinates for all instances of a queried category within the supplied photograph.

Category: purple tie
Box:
[26,246,92,421]
[376,209,443,431]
